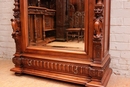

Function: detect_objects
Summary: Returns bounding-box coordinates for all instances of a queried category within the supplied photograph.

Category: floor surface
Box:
[0,58,130,87]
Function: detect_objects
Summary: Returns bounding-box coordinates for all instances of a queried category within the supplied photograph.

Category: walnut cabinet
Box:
[10,0,112,87]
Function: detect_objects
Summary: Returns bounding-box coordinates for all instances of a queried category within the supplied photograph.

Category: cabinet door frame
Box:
[20,0,93,60]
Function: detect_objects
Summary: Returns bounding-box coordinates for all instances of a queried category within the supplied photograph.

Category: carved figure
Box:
[11,19,19,35]
[11,19,21,53]
[94,18,102,38]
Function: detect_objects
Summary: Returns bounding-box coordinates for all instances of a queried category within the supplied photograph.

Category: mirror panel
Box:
[28,0,85,51]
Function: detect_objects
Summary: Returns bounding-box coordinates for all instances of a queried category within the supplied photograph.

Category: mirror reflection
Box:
[28,0,85,51]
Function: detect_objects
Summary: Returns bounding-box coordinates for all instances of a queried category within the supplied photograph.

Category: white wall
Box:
[110,0,130,77]
[0,0,130,77]
[0,0,15,59]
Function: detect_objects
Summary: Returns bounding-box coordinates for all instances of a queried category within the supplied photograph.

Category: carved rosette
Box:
[11,0,22,68]
[93,0,104,63]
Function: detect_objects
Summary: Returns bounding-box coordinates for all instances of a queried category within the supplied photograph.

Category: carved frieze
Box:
[13,57,105,80]
[22,58,89,76]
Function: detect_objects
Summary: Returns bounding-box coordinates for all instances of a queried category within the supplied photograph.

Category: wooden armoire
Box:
[10,0,112,87]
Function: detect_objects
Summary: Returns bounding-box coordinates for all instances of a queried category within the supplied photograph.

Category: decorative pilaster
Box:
[11,0,21,54]
[93,0,104,63]
[11,0,22,70]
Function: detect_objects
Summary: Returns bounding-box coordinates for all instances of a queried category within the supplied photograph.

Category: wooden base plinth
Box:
[86,68,112,87]
[11,56,112,87]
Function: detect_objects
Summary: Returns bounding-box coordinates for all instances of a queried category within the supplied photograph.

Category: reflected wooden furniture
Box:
[10,0,112,87]
[28,6,55,45]
[66,11,84,42]
[66,28,84,42]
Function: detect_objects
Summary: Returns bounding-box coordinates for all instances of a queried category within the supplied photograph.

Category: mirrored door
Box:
[27,0,85,51]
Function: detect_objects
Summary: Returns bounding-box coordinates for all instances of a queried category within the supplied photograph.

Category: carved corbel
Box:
[88,66,104,80]
[85,66,105,87]
[12,56,23,67]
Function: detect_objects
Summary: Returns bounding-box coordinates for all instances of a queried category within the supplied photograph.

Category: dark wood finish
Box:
[66,28,84,42]
[55,0,68,41]
[10,0,112,87]
[28,6,56,45]
[66,11,84,42]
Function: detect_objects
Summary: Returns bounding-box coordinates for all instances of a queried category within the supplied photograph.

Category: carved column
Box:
[11,0,22,74]
[93,0,104,63]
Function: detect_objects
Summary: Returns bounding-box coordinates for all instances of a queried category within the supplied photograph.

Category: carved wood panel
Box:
[28,6,56,45]
[22,58,90,76]
[88,67,104,80]
[45,16,54,30]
